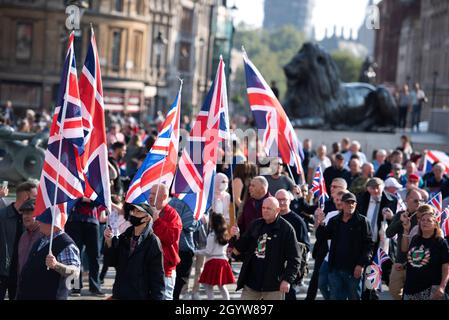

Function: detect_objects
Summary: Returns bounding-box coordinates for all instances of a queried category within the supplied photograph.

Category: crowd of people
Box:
[0,100,448,301]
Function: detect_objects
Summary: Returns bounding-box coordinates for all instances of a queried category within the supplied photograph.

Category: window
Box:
[180,8,194,35]
[178,41,191,72]
[111,30,122,72]
[133,31,143,70]
[114,0,123,12]
[136,0,144,14]
[15,22,33,61]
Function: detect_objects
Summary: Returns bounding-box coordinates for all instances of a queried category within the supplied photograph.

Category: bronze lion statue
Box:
[283,43,397,132]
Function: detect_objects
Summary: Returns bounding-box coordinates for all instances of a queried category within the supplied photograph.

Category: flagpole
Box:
[48,32,75,258]
[153,79,183,206]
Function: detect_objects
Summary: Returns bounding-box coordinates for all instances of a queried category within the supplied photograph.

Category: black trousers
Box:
[65,221,101,292]
[0,275,17,300]
[305,255,324,300]
[398,106,408,129]
[173,250,195,300]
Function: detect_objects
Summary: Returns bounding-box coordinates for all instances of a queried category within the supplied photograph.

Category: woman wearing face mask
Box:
[214,173,231,225]
[104,203,165,300]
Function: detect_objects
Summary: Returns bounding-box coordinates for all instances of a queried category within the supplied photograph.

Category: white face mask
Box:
[217,182,228,192]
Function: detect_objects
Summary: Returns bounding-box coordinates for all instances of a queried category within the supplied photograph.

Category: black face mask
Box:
[129,215,146,227]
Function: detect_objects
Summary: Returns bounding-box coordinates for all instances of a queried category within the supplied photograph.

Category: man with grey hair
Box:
[343,140,367,166]
[231,197,301,300]
[237,176,270,234]
[373,149,387,172]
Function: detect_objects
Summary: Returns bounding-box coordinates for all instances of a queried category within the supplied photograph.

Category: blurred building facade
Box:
[375,0,449,122]
[263,0,315,38]
[0,0,234,120]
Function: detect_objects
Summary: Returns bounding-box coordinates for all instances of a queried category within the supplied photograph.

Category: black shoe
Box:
[70,289,81,297]
[89,290,106,297]
[100,279,105,285]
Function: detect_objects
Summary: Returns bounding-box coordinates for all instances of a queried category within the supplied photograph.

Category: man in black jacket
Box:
[231,197,301,300]
[104,203,164,300]
[316,192,373,300]
[0,181,37,300]
[275,189,310,300]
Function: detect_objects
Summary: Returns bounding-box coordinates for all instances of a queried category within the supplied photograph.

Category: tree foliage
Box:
[231,24,305,112]
[331,50,364,83]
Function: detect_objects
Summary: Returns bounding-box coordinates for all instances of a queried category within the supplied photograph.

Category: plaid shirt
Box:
[37,231,81,268]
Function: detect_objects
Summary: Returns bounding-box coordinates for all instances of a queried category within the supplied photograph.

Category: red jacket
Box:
[153,204,182,277]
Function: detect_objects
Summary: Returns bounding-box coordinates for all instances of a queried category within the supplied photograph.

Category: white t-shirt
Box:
[309,156,332,172]
[323,210,340,261]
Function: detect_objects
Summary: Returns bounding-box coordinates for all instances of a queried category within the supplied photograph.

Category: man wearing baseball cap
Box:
[16,199,41,280]
[104,202,165,300]
[315,192,373,300]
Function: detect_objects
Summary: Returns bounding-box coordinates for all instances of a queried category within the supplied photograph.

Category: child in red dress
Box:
[196,213,235,300]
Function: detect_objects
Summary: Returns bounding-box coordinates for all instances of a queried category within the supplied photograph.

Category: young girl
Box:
[196,213,235,300]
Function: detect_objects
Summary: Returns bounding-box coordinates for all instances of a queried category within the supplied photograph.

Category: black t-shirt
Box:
[404,236,449,295]
[246,222,276,291]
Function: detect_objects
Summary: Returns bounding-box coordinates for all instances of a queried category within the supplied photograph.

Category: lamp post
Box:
[431,71,438,109]
[154,31,167,118]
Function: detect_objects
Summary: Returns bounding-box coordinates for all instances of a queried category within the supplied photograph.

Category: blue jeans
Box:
[328,269,362,300]
[318,260,331,300]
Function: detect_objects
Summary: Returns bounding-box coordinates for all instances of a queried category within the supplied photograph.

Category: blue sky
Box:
[233,0,382,40]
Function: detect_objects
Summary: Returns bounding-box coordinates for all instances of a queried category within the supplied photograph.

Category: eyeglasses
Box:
[277,198,288,203]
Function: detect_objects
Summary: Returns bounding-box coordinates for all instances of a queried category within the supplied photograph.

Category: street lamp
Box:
[432,71,438,109]
[154,31,167,117]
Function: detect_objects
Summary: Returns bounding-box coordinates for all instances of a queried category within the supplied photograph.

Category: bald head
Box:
[149,184,169,209]
[262,197,280,224]
[275,189,293,214]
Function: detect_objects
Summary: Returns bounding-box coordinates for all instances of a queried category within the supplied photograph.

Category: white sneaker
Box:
[191,292,201,300]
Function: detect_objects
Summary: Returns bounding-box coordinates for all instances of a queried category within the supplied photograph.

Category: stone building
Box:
[0,0,230,120]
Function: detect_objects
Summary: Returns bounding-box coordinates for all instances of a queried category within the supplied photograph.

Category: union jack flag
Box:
[172,57,229,220]
[367,248,390,291]
[34,32,85,229]
[126,83,182,204]
[442,215,449,237]
[242,49,304,177]
[311,166,328,208]
[422,150,449,175]
[395,192,407,212]
[374,247,390,267]
[79,28,111,212]
[427,192,442,221]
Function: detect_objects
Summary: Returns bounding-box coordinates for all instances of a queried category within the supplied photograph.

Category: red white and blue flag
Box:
[242,49,304,177]
[34,32,85,229]
[427,192,442,220]
[367,247,391,291]
[79,28,111,212]
[173,57,229,220]
[311,166,328,208]
[374,247,390,267]
[441,214,449,237]
[395,192,407,212]
[422,150,449,175]
[126,83,183,204]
